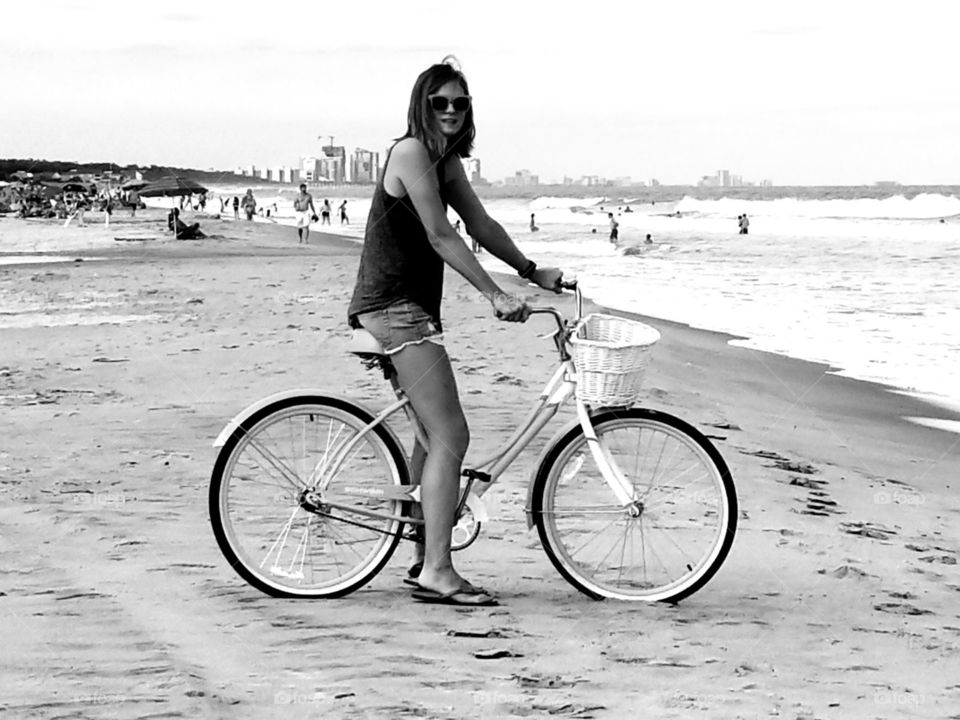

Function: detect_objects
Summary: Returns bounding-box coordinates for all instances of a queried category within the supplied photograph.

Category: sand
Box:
[1,209,959,719]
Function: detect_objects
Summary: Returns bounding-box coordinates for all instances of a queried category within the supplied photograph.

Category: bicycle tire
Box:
[531,408,737,603]
[210,395,410,598]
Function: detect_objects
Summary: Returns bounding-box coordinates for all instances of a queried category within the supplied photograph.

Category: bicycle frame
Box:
[213,288,640,532]
[298,360,638,529]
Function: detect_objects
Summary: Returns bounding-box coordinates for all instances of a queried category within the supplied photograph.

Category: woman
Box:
[241,189,256,220]
[348,59,561,606]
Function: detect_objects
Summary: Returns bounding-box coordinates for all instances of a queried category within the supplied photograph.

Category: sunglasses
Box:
[428,95,471,113]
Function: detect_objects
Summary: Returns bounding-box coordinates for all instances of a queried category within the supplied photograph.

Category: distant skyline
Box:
[3,1,957,186]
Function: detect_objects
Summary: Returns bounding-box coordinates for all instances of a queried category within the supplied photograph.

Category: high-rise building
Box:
[276,167,298,184]
[504,169,539,186]
[351,148,380,184]
[301,157,321,182]
[462,158,483,184]
[320,145,346,183]
[719,169,731,187]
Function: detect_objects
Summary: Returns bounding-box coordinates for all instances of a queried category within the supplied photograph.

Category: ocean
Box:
[213,184,960,421]
[8,184,960,424]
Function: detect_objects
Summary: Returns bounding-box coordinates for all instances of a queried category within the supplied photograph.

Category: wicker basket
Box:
[570,313,660,406]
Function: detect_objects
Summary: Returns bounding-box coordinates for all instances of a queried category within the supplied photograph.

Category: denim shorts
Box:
[355,300,444,355]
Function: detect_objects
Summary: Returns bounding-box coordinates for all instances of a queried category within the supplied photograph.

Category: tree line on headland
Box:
[0,159,247,185]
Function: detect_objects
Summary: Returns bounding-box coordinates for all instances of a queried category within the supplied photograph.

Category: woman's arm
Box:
[394,139,505,303]
[446,159,563,291]
[445,161,528,271]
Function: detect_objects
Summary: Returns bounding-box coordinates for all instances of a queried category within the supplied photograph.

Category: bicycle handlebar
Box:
[528,276,582,361]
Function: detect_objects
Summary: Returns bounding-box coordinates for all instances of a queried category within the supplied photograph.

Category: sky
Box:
[2,0,957,186]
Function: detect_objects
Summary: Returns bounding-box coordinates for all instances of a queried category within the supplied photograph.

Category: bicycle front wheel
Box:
[532,408,737,602]
[210,396,409,598]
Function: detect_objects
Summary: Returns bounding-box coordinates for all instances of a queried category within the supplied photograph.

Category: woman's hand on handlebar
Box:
[529,266,564,293]
[492,292,531,322]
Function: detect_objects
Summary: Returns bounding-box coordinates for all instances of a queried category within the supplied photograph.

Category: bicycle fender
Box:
[523,406,643,529]
[213,389,375,447]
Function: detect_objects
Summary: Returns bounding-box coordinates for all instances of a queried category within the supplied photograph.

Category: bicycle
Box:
[209,281,737,603]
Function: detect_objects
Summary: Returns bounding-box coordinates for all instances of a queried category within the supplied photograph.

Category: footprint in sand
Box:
[873,602,933,616]
[818,565,875,580]
[742,449,818,475]
[800,491,842,517]
[511,673,583,688]
[840,521,898,540]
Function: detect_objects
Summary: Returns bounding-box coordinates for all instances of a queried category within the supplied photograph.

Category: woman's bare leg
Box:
[408,440,426,569]
[389,339,479,596]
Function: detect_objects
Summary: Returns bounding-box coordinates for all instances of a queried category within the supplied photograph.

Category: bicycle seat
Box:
[348,328,387,358]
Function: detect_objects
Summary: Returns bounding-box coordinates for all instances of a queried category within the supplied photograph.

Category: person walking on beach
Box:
[241,189,256,221]
[64,193,87,228]
[739,213,749,234]
[321,198,331,225]
[347,58,562,607]
[608,212,619,244]
[339,200,349,224]
[293,183,317,243]
[128,188,140,217]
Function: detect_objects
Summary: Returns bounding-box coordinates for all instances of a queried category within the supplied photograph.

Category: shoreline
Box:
[4,211,959,428]
[2,216,958,717]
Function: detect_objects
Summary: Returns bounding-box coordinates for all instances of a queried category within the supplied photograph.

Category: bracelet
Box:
[518,260,537,279]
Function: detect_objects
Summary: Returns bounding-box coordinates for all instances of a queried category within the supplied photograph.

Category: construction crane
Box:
[317,135,335,155]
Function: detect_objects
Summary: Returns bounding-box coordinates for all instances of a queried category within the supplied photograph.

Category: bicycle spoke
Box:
[306,421,351,490]
[244,435,303,491]
[213,401,408,597]
[536,412,735,602]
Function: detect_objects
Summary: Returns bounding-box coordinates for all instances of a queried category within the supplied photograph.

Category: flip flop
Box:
[402,562,424,588]
[411,586,499,607]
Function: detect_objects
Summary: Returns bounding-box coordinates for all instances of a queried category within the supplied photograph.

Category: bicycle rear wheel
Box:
[210,396,409,598]
[532,408,736,602]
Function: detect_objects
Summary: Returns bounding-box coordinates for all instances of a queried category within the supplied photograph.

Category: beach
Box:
[1,210,959,719]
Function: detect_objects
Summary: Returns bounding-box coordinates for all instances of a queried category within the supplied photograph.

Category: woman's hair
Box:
[400,56,475,161]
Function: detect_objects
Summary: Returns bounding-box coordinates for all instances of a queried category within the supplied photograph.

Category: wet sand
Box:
[1,211,959,718]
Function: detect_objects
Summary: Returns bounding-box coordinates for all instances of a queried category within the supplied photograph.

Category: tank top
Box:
[347,144,448,329]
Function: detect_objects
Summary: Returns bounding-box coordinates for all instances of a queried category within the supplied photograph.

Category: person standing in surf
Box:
[608,212,619,244]
[347,57,562,606]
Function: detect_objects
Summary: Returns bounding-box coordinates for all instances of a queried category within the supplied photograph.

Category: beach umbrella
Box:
[62,181,88,193]
[139,176,208,198]
[121,178,149,190]
[11,170,33,180]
